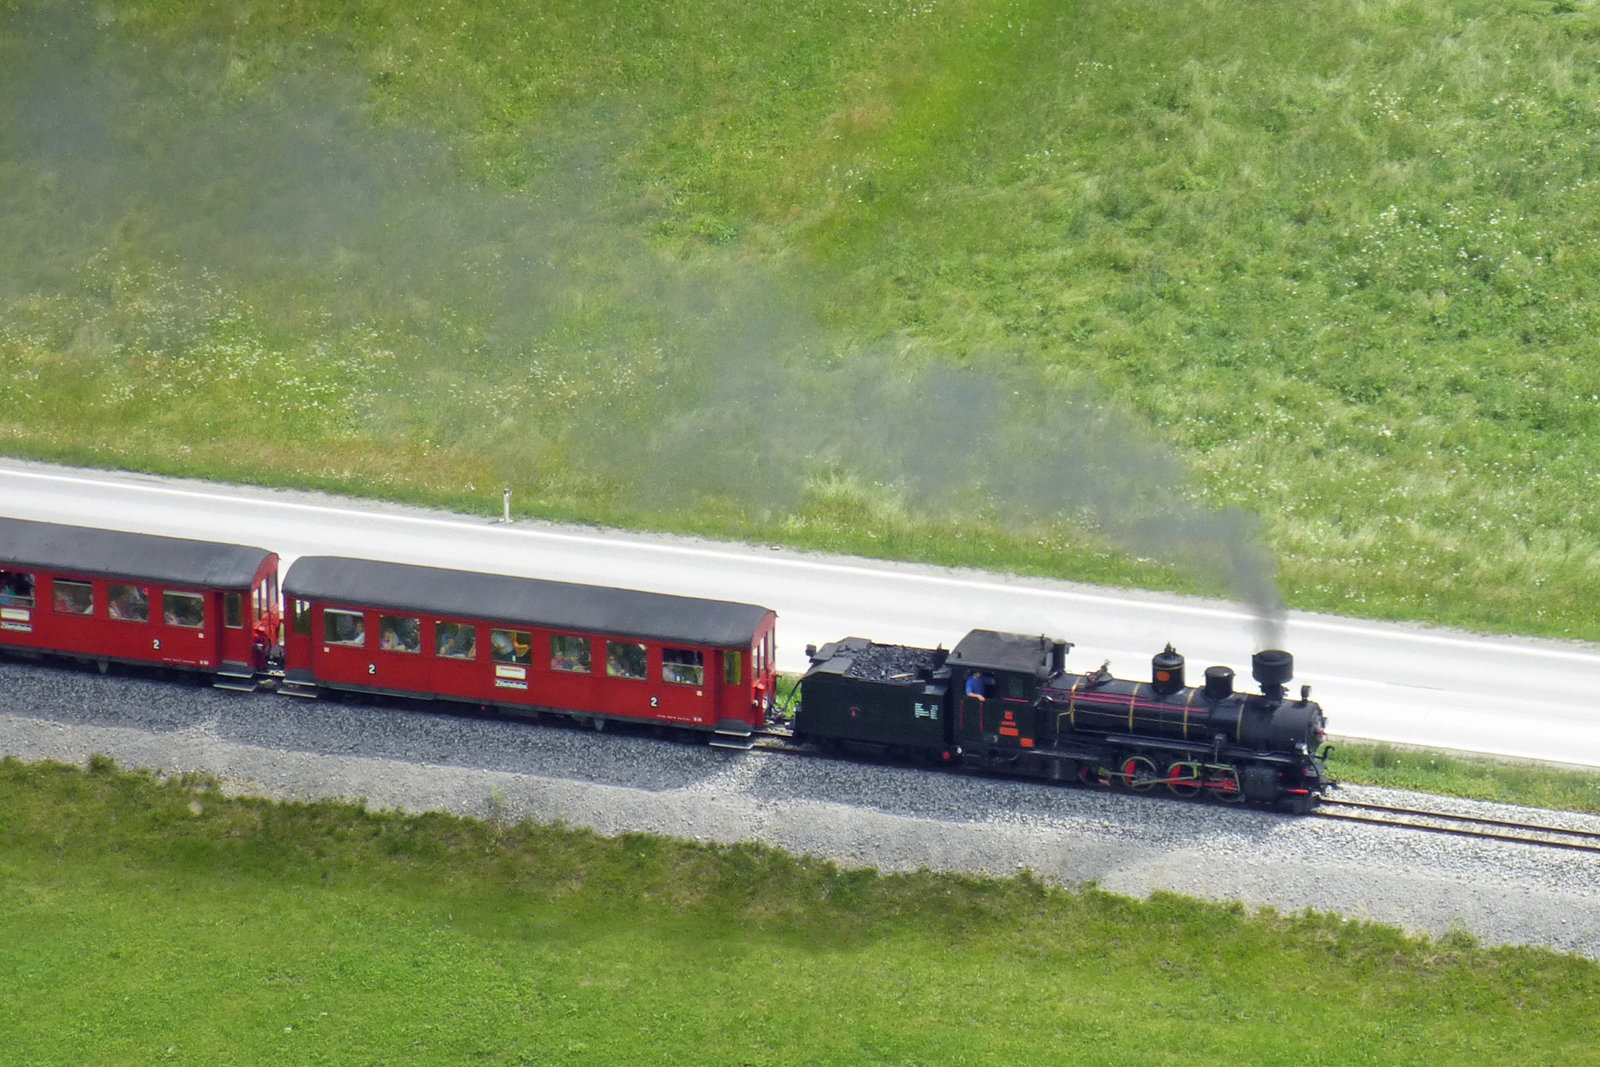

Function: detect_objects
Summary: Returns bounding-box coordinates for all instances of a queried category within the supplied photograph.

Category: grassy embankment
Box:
[2,0,1598,640]
[1330,741,1600,813]
[0,756,1595,1065]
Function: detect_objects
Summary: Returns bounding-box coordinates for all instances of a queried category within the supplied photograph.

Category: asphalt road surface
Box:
[3,458,1597,767]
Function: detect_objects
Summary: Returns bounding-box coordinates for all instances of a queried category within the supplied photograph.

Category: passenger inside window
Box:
[436,623,476,660]
[662,648,704,686]
[324,610,366,646]
[53,580,93,615]
[379,616,421,653]
[606,641,647,680]
[490,629,532,665]
[0,571,35,607]
[163,592,205,628]
[550,634,591,673]
[109,585,150,623]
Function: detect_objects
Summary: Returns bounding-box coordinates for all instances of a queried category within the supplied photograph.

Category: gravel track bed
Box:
[4,658,1599,959]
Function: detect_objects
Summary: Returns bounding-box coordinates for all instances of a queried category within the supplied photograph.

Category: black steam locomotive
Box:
[796,630,1332,810]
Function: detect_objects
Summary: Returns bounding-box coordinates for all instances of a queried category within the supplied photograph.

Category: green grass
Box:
[3,0,1600,640]
[1329,741,1600,813]
[1,756,1596,1065]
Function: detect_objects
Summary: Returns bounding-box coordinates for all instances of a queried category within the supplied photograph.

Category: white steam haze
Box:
[1,1,1285,648]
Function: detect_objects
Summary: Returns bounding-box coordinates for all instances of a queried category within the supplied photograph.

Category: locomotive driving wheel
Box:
[1209,765,1246,803]
[1166,761,1202,798]
[1120,755,1160,792]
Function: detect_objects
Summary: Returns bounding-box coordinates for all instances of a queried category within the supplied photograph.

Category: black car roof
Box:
[947,629,1060,676]
[284,556,774,648]
[0,516,274,588]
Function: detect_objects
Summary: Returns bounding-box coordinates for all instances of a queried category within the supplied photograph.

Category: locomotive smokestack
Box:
[1252,649,1294,701]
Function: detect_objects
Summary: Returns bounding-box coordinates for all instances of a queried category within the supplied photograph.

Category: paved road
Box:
[3,458,1597,766]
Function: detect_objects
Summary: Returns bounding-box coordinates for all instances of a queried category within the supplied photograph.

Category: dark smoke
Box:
[596,339,1287,647]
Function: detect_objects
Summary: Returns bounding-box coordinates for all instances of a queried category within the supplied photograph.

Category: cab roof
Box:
[947,629,1061,676]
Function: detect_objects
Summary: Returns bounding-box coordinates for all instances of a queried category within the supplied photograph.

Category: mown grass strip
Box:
[0,757,1594,1065]
[1329,741,1600,815]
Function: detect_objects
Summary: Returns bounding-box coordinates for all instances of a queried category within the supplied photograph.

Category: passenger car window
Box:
[225,592,244,629]
[662,648,704,686]
[324,609,366,646]
[379,615,421,653]
[163,591,205,628]
[551,634,591,673]
[53,579,93,616]
[109,585,150,623]
[435,622,476,660]
[724,650,742,686]
[0,570,35,608]
[606,641,647,680]
[490,628,532,665]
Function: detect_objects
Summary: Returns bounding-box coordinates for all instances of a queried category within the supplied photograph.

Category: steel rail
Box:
[1320,797,1600,840]
[1312,800,1600,855]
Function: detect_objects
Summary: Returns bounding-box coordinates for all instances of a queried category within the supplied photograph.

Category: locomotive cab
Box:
[946,630,1065,754]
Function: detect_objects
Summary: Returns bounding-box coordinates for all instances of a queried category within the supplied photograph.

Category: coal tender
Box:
[797,630,1333,810]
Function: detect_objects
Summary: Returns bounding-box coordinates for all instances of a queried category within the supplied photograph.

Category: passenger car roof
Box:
[284,556,775,648]
[0,516,274,588]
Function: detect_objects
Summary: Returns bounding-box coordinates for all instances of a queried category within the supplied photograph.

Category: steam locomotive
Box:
[0,515,1332,810]
[797,631,1332,810]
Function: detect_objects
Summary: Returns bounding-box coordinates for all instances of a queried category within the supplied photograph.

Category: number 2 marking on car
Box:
[650,696,659,708]
[368,664,377,675]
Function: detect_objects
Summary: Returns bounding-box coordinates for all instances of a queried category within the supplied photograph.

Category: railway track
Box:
[1313,797,1600,855]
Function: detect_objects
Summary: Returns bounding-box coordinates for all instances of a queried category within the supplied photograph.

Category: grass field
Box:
[6,5,1597,1058]
[2,0,1598,640]
[1,756,1596,1065]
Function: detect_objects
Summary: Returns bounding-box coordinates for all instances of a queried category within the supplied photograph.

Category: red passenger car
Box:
[0,517,281,687]
[281,556,778,745]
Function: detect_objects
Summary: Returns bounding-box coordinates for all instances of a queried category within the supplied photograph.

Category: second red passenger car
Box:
[281,556,777,744]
